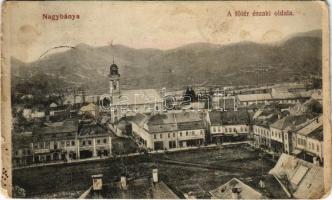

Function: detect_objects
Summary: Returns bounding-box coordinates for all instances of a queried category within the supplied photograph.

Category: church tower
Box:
[109,61,120,96]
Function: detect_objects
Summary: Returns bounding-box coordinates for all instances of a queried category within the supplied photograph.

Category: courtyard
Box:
[13,144,279,198]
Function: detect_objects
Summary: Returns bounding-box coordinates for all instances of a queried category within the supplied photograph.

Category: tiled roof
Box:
[297,116,323,136]
[78,122,109,137]
[146,112,205,133]
[177,121,205,131]
[32,120,78,141]
[209,110,251,126]
[307,126,323,141]
[270,114,315,130]
[33,120,78,135]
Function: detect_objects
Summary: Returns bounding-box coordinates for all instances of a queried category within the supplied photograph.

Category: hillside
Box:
[11,29,322,95]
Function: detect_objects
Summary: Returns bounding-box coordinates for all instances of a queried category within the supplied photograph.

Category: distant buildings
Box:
[108,62,164,123]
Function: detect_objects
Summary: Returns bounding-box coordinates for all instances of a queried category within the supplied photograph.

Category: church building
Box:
[108,62,164,123]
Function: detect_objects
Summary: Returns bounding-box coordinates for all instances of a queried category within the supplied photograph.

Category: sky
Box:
[4,1,324,62]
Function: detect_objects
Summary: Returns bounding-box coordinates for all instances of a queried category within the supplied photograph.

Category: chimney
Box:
[152,168,158,183]
[278,113,281,119]
[91,174,103,191]
[120,175,127,190]
[259,179,265,188]
[231,187,240,199]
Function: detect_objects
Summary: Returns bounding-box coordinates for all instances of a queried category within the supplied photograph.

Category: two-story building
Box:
[78,121,113,158]
[32,120,79,163]
[130,111,206,151]
[293,116,323,164]
[269,114,316,155]
[252,109,282,149]
[207,110,251,143]
[13,132,34,167]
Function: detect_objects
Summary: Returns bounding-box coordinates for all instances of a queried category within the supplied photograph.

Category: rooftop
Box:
[32,120,78,141]
[209,110,251,126]
[145,112,205,133]
[270,114,316,130]
[85,178,179,199]
[209,177,263,199]
[78,122,112,138]
[269,153,324,199]
[297,116,323,136]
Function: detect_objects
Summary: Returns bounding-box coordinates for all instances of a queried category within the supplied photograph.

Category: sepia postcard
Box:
[1,0,331,199]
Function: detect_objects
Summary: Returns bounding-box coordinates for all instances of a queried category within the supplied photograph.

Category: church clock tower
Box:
[109,61,120,96]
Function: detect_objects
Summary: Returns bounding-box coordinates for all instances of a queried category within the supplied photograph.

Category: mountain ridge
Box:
[11,29,322,94]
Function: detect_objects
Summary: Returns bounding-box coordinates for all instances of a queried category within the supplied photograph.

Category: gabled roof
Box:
[307,126,323,141]
[297,116,323,136]
[209,178,263,199]
[269,154,324,199]
[270,114,315,130]
[78,122,109,137]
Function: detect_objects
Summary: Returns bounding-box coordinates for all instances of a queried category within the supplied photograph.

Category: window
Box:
[180,132,182,137]
[154,134,157,139]
[192,131,195,135]
[218,127,221,132]
[71,141,75,146]
[316,144,319,151]
[169,141,176,149]
[240,127,243,132]
[66,141,70,146]
[88,140,92,145]
[97,139,101,144]
[160,134,163,139]
[186,132,188,136]
[168,133,170,138]
[103,139,107,144]
[173,133,175,137]
[200,130,203,135]
[61,141,65,147]
[82,141,86,146]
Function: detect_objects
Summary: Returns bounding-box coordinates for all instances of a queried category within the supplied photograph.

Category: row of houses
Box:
[128,98,323,164]
[13,119,114,166]
[252,100,323,164]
